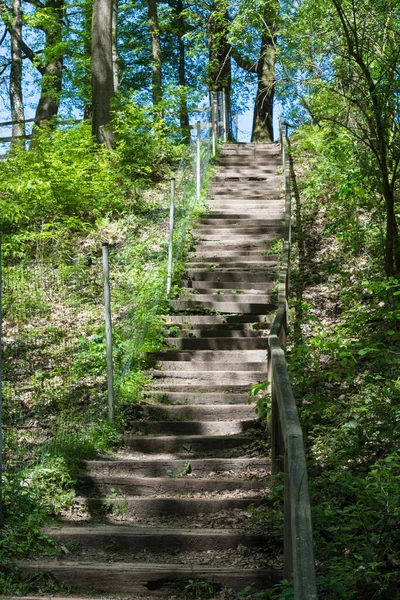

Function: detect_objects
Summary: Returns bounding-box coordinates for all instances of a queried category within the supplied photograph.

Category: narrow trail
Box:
[20,142,284,597]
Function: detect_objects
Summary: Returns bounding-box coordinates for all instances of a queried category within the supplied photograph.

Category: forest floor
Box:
[285,139,400,598]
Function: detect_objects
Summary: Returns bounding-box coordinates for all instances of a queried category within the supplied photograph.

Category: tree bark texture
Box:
[232,3,278,142]
[34,0,64,127]
[147,0,162,105]
[251,33,276,142]
[83,0,93,120]
[207,1,231,93]
[112,0,119,91]
[207,1,231,134]
[91,0,115,144]
[10,0,25,142]
[176,0,189,138]
[383,179,400,276]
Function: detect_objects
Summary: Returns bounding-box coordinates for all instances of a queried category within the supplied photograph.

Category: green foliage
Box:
[184,576,218,599]
[0,103,184,260]
[287,125,400,598]
[0,123,125,258]
[166,461,192,477]
[0,83,213,595]
[279,0,400,275]
[111,95,184,181]
[248,381,271,417]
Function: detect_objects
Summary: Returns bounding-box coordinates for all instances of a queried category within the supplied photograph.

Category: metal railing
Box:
[111,99,228,406]
[267,117,318,599]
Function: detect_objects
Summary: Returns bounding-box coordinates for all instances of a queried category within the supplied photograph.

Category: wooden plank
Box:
[17,561,281,593]
[0,117,83,127]
[288,435,318,599]
[0,118,35,127]
[268,120,318,599]
[0,134,31,142]
[41,524,267,552]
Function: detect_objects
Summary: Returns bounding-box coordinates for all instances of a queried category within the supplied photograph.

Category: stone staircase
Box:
[20,142,284,597]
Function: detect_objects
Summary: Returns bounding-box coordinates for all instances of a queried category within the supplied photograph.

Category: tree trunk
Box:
[91,0,115,144]
[176,0,189,138]
[251,1,277,142]
[10,0,25,144]
[112,0,119,91]
[33,0,64,127]
[83,0,93,120]
[207,1,232,137]
[147,0,162,105]
[382,179,400,276]
[251,33,275,142]
[207,0,231,127]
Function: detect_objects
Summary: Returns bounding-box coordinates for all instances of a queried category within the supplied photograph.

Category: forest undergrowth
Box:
[0,103,209,596]
[285,125,400,599]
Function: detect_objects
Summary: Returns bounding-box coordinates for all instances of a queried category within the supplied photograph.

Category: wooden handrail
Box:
[267,117,318,599]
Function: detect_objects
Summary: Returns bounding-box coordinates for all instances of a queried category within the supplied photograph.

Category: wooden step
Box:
[73,496,265,516]
[155,360,267,370]
[185,269,276,281]
[84,457,271,477]
[144,391,250,404]
[176,292,274,303]
[149,370,265,384]
[182,281,275,292]
[162,316,272,325]
[150,381,256,392]
[163,328,269,338]
[18,561,281,593]
[78,475,268,496]
[123,403,257,420]
[123,434,259,454]
[163,337,270,349]
[41,525,266,552]
[127,420,257,435]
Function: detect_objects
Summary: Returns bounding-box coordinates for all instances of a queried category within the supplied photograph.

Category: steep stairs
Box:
[20,142,284,597]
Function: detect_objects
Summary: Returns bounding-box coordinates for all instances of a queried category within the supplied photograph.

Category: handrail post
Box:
[222,89,228,142]
[102,242,115,421]
[196,121,201,201]
[284,452,293,579]
[280,116,285,174]
[167,178,175,295]
[211,92,217,156]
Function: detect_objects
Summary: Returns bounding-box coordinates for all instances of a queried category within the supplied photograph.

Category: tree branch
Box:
[19,37,45,74]
[24,0,45,8]
[231,47,258,74]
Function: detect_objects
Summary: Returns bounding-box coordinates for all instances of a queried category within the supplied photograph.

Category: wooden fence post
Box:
[102,243,115,421]
[196,122,201,201]
[167,178,175,295]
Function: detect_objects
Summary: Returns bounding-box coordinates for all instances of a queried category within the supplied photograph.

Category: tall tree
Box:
[175,0,189,135]
[251,3,277,142]
[91,0,115,144]
[9,0,24,143]
[207,0,231,124]
[147,0,162,105]
[31,0,64,126]
[112,0,119,90]
[167,0,189,136]
[280,0,400,275]
[1,0,64,128]
[231,0,278,142]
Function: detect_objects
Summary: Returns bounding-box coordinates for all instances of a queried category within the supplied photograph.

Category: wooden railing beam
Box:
[268,117,318,599]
